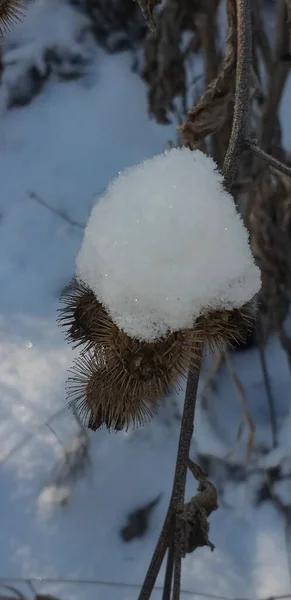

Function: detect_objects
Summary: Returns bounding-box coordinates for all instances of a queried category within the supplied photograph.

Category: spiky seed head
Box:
[192,305,255,352]
[67,350,161,431]
[98,325,199,386]
[66,327,202,431]
[0,0,29,36]
[57,279,108,351]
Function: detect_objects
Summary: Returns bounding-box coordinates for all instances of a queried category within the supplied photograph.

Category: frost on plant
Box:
[76,147,261,341]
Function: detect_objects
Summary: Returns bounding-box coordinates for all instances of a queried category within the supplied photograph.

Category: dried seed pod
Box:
[193,305,255,352]
[58,279,108,351]
[66,330,201,431]
[94,320,199,384]
[0,0,29,35]
[67,350,161,431]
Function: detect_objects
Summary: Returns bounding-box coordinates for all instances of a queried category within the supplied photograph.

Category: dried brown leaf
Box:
[179,0,237,146]
[142,0,200,124]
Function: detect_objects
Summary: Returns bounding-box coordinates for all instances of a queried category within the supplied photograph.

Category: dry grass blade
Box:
[223,417,244,460]
[200,350,224,410]
[225,351,255,460]
[179,0,237,146]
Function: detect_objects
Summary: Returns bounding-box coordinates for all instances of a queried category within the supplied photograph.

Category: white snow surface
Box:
[76,148,261,340]
[0,1,290,599]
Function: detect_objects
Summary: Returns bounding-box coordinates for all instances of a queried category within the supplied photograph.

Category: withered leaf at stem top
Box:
[179,0,237,147]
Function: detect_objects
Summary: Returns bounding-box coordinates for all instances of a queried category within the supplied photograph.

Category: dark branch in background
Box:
[255,321,278,449]
[222,0,252,188]
[264,469,291,579]
[259,0,289,154]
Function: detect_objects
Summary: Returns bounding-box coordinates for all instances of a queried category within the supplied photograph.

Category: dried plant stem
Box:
[259,0,289,152]
[161,530,175,600]
[172,548,182,600]
[245,140,291,178]
[138,507,174,600]
[222,0,252,188]
[138,350,203,600]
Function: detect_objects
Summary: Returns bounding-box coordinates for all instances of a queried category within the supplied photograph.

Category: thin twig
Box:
[245,140,291,178]
[28,191,85,229]
[222,0,252,188]
[0,407,68,467]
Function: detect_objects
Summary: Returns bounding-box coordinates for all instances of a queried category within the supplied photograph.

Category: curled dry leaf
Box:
[179,0,237,146]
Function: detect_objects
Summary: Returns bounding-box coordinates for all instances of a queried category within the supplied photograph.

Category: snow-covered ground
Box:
[1,1,291,599]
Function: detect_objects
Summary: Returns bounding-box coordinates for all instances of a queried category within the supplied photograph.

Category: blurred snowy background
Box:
[1,0,291,599]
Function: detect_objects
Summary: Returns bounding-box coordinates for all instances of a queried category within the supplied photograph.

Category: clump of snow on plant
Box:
[76,148,261,341]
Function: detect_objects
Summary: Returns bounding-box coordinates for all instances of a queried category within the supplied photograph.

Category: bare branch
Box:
[245,140,291,178]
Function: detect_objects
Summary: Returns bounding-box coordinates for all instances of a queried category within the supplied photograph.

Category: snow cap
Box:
[76,147,261,341]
